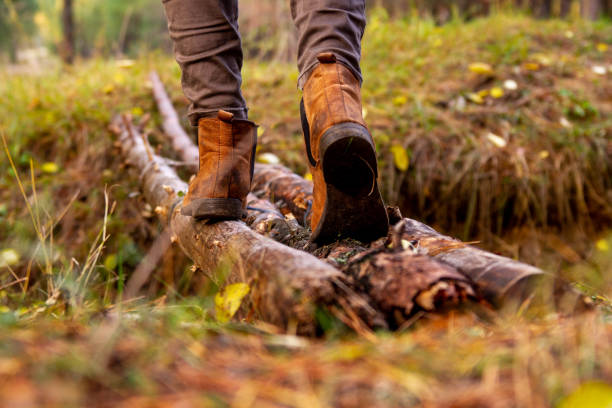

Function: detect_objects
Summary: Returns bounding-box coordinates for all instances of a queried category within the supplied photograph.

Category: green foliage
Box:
[0,0,38,61]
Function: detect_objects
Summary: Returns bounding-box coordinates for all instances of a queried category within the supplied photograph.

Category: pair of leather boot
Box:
[181,53,389,243]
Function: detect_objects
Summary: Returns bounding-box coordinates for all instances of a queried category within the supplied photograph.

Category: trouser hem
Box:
[188,107,249,126]
[297,57,363,90]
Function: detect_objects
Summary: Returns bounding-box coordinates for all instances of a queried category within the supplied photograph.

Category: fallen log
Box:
[252,162,548,306]
[112,114,361,334]
[149,71,198,167]
[148,74,481,326]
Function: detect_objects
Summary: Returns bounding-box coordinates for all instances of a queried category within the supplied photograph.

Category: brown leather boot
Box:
[301,52,389,243]
[181,110,257,220]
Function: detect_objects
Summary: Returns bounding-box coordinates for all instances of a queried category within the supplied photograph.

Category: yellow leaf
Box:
[468,62,494,75]
[104,254,118,270]
[490,87,504,99]
[304,172,313,181]
[432,38,443,48]
[523,62,540,71]
[215,283,250,323]
[559,381,612,408]
[539,150,550,159]
[596,239,609,252]
[466,93,484,104]
[103,84,114,94]
[131,107,143,116]
[257,152,280,165]
[478,89,489,98]
[391,145,409,171]
[0,249,20,267]
[257,126,265,138]
[113,72,125,84]
[41,162,59,174]
[393,95,408,106]
[597,43,608,53]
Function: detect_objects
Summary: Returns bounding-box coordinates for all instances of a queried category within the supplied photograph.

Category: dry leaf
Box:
[468,62,494,75]
[393,95,408,106]
[41,162,59,174]
[391,145,409,171]
[486,132,507,148]
[0,249,20,267]
[503,79,518,90]
[490,87,504,98]
[215,283,250,323]
[466,93,484,104]
[257,152,280,165]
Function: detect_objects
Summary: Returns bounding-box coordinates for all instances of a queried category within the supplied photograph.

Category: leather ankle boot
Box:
[301,52,389,243]
[181,110,257,220]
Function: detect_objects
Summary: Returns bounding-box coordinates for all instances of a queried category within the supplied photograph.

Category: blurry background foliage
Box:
[1,0,611,64]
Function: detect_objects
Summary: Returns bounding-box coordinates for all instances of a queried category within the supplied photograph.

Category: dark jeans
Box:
[162,0,366,125]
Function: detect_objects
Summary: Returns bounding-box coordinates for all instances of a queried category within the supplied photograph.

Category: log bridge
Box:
[110,72,548,335]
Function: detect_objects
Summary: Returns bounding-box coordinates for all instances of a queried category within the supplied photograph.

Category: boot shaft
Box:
[302,52,367,162]
[196,111,257,200]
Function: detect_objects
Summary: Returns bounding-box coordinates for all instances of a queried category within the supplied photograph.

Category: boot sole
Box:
[311,123,389,244]
[181,198,245,220]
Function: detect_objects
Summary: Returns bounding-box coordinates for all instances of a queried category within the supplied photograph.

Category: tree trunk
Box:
[61,0,75,64]
[7,36,17,64]
[581,0,603,18]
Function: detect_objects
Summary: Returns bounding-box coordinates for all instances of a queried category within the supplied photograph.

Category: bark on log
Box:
[390,218,548,306]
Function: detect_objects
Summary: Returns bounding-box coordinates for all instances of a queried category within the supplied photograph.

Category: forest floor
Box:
[0,12,611,407]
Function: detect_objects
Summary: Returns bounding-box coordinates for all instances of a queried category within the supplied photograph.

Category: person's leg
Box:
[291,0,389,244]
[162,0,256,220]
[162,0,248,125]
[290,0,366,89]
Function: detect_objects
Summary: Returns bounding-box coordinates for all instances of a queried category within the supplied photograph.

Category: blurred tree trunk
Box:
[61,0,75,64]
[8,36,17,64]
[604,0,612,15]
[560,0,573,15]
[530,0,553,16]
[581,0,603,18]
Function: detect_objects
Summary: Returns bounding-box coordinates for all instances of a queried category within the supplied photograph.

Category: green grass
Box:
[0,11,611,407]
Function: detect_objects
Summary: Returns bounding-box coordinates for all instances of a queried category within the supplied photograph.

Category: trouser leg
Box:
[290,0,366,89]
[162,0,247,125]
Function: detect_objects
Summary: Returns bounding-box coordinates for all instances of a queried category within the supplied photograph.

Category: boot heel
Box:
[312,123,389,244]
[181,198,245,220]
[319,123,377,196]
